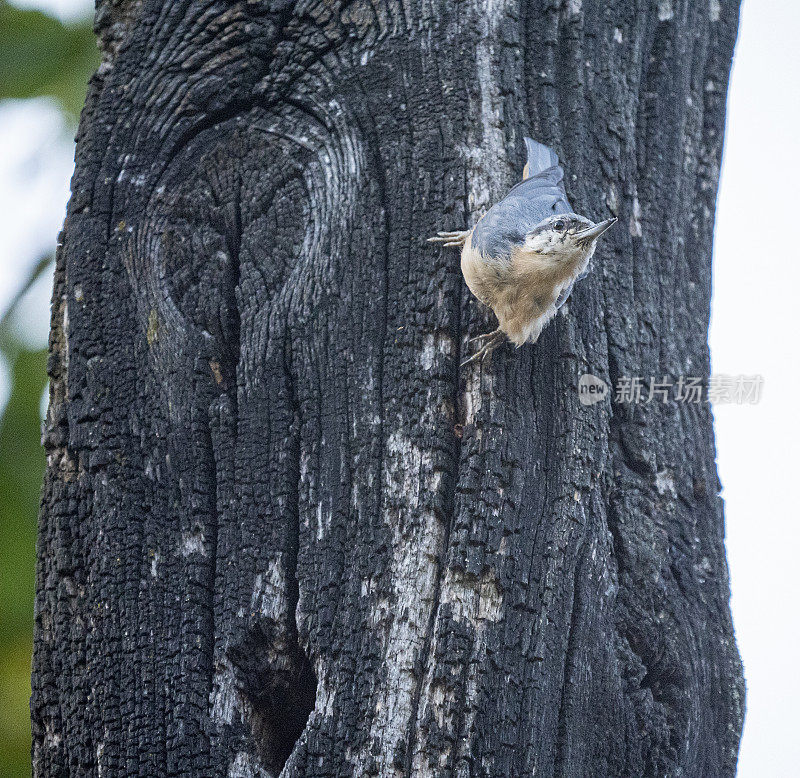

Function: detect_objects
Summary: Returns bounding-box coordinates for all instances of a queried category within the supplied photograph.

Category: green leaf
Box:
[0,342,47,628]
[0,338,47,778]
[0,1,99,120]
[0,259,54,778]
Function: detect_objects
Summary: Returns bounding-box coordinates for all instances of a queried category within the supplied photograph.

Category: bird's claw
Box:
[468,328,502,346]
[460,333,505,368]
[427,230,471,248]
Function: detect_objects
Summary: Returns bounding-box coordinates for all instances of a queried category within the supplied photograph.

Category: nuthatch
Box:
[429,138,616,367]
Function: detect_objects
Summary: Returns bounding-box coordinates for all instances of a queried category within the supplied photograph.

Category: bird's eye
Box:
[554,220,566,231]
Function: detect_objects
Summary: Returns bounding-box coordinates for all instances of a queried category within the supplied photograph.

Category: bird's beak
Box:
[575,217,617,244]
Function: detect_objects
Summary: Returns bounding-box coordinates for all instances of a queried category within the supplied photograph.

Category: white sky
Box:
[9,0,89,23]
[711,1,800,775]
[0,0,798,774]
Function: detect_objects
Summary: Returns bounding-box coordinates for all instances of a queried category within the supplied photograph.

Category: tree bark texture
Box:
[32,0,744,776]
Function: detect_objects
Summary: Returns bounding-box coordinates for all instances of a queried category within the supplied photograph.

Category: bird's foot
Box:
[460,333,505,368]
[468,327,502,346]
[427,230,471,248]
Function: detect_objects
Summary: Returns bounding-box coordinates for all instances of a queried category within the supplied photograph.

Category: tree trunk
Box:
[32,0,744,776]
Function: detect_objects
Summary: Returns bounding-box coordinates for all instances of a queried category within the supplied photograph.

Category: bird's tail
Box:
[522,137,560,180]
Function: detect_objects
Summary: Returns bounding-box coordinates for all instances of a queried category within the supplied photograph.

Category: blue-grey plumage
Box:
[428,137,616,366]
[471,138,570,260]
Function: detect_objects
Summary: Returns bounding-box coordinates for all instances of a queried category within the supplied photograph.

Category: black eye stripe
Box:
[527,216,590,241]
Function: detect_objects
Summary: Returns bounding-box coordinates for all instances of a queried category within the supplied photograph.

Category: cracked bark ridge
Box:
[32,0,744,776]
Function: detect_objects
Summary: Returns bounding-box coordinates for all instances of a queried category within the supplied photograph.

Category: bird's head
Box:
[521,213,616,268]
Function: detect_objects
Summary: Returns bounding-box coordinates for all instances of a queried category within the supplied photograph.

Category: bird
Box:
[428,137,616,367]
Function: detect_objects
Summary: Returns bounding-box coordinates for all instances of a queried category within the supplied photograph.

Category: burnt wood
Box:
[32,0,744,776]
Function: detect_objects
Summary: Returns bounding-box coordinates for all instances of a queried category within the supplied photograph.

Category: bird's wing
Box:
[470,138,571,260]
[555,281,574,310]
[556,262,593,309]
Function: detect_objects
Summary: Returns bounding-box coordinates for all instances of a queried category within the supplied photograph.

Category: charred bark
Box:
[32,0,744,776]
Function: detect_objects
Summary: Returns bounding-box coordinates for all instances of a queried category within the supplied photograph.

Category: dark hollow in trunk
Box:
[32,1,744,775]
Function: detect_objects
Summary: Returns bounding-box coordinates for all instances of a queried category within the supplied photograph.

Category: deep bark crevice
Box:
[227,631,318,773]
